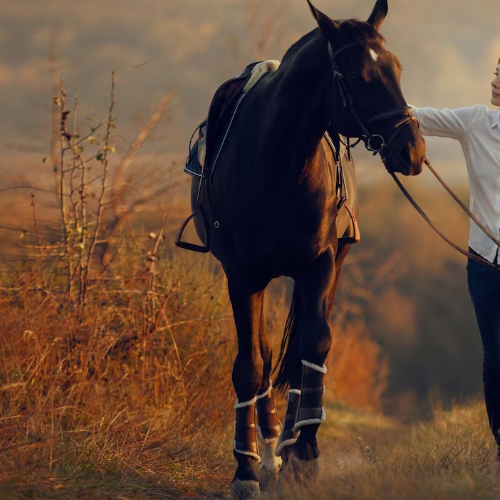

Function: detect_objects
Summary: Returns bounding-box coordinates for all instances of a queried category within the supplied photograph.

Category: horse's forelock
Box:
[336,19,385,45]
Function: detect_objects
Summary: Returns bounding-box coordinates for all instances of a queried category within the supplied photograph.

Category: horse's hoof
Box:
[276,468,296,499]
[259,465,280,491]
[282,450,319,484]
[230,480,261,500]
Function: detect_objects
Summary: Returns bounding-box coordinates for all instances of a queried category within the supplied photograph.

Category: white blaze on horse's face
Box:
[369,49,379,62]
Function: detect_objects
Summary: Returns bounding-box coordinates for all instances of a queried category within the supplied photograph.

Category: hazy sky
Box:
[1,0,499,181]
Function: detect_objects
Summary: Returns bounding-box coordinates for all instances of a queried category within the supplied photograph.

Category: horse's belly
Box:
[217,206,337,274]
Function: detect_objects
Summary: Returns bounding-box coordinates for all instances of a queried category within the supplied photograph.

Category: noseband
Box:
[327,40,418,160]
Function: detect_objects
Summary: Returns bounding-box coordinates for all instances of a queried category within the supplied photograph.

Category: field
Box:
[0,21,496,498]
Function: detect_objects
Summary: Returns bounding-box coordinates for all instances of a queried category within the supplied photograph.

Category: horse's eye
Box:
[347,73,364,84]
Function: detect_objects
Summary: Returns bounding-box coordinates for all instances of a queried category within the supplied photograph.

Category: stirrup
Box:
[175,206,211,253]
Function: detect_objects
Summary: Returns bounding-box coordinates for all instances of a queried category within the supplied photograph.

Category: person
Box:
[411,57,500,460]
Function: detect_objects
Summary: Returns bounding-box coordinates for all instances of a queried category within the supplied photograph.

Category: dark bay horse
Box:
[186,0,426,497]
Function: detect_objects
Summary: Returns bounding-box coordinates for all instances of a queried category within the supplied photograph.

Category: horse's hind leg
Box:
[274,287,303,468]
[256,300,282,490]
[228,278,265,500]
[287,249,337,480]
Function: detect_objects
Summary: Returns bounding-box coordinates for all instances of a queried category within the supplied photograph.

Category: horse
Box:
[183,0,426,497]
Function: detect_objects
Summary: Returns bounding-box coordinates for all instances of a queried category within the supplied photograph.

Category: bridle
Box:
[327,38,500,271]
[327,39,418,160]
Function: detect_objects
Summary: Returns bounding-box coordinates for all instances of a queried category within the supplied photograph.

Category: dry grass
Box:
[0,74,237,497]
[299,401,500,500]
[0,251,236,499]
[0,242,389,498]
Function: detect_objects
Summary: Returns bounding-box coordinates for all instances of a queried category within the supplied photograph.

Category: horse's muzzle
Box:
[384,128,426,176]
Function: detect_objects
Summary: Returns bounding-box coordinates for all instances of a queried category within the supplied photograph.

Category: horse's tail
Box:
[273,263,339,393]
[273,285,301,393]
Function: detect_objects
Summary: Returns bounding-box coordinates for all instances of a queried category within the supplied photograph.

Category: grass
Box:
[311,402,499,500]
[1,391,498,499]
[0,252,236,499]
[0,246,390,498]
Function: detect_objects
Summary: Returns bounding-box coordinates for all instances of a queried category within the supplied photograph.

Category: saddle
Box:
[178,61,267,252]
[177,62,360,252]
[185,60,279,178]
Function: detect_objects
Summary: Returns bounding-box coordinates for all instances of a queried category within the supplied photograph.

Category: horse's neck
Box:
[271,31,332,163]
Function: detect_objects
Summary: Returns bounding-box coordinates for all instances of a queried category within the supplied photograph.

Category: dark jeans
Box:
[467,248,500,450]
[467,250,500,369]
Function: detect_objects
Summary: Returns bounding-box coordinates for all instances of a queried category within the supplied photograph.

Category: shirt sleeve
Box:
[410,105,482,140]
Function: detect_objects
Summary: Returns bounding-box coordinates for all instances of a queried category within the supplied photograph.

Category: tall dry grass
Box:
[0,249,238,497]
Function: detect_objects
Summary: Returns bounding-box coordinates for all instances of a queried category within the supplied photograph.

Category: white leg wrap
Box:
[293,407,326,432]
[301,359,327,374]
[275,437,298,457]
[233,441,261,463]
[274,389,301,457]
[292,361,327,432]
[257,425,282,471]
[233,397,260,462]
[235,396,258,409]
[256,380,281,445]
[257,425,278,445]
[256,383,272,400]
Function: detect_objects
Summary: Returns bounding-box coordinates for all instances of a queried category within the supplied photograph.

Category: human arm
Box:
[410,105,483,139]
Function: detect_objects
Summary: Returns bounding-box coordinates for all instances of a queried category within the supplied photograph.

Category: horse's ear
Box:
[367,0,388,30]
[307,1,341,38]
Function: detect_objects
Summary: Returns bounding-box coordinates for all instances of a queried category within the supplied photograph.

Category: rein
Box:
[328,39,500,271]
[391,161,500,272]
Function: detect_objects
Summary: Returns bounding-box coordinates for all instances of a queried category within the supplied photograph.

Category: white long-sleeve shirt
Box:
[411,104,500,263]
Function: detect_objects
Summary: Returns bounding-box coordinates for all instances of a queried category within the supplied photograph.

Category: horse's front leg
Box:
[288,250,337,480]
[228,280,265,500]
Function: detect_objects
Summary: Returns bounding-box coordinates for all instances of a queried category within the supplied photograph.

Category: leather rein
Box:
[328,39,500,271]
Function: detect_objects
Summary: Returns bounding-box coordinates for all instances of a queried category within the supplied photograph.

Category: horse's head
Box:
[308,0,425,176]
